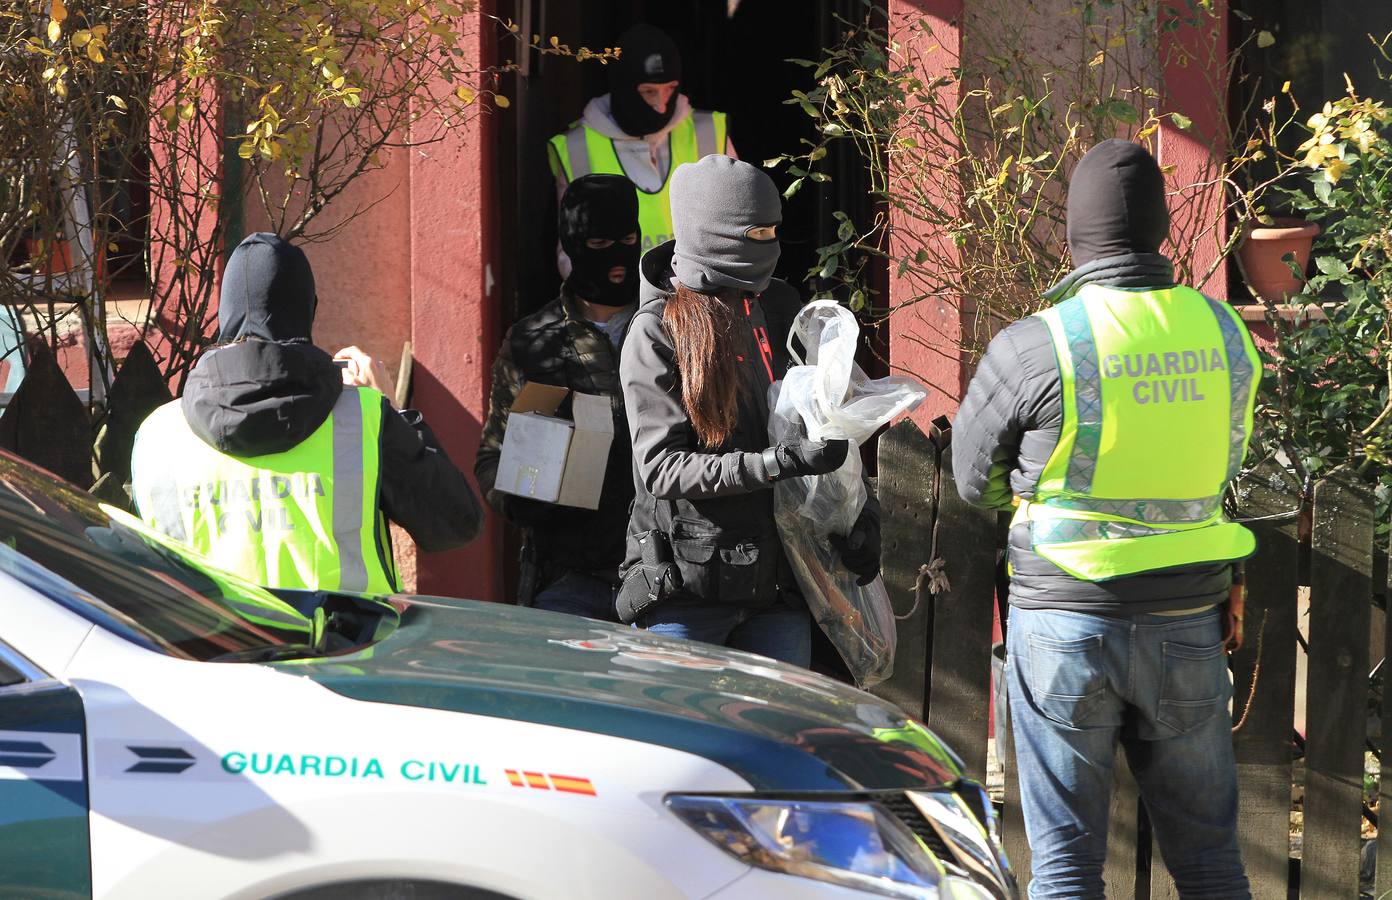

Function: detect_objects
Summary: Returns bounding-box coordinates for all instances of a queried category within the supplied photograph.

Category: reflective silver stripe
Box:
[1032,518,1176,545]
[331,389,368,592]
[1044,493,1221,524]
[1205,297,1255,481]
[693,111,717,158]
[1058,299,1102,493]
[142,483,188,543]
[565,126,591,179]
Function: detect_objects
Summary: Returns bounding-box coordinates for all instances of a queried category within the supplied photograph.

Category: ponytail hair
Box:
[662,282,742,449]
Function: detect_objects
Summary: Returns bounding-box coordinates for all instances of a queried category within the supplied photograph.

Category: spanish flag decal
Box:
[503,768,597,797]
[549,774,597,796]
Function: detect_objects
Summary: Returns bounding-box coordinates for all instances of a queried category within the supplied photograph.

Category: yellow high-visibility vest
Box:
[131,386,398,593]
[548,110,728,254]
[1013,284,1261,581]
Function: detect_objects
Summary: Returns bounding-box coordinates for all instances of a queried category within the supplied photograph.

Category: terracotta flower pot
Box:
[1236,218,1320,303]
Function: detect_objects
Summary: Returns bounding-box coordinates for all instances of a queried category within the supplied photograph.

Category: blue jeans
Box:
[1005,607,1249,899]
[532,571,619,622]
[638,600,812,667]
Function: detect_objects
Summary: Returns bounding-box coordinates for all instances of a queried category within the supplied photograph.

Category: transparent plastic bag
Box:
[769,300,928,688]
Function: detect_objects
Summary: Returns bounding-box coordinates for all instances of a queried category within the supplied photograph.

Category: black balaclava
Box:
[216,232,317,343]
[1065,139,1170,267]
[609,24,681,138]
[560,173,641,308]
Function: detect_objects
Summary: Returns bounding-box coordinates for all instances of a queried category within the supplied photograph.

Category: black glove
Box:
[829,509,882,586]
[768,438,850,479]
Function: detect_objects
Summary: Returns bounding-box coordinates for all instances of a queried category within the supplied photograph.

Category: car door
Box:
[0,636,92,899]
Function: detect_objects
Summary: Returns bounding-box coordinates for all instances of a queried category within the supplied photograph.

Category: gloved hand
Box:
[829,508,882,586]
[770,438,850,479]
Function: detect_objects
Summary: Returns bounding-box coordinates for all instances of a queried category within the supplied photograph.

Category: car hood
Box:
[288,597,962,792]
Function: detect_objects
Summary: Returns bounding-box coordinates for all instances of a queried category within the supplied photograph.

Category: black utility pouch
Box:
[616,530,684,624]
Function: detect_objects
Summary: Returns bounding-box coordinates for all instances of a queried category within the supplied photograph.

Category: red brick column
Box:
[409,4,504,601]
[1159,0,1230,298]
[886,0,966,428]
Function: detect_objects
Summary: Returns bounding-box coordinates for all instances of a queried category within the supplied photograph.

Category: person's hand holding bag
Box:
[763,437,849,481]
[829,507,881,586]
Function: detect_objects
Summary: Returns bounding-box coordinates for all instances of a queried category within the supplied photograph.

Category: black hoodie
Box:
[175,233,482,555]
[951,142,1232,614]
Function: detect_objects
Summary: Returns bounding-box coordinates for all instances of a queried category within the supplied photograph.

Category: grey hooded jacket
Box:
[619,241,801,609]
[952,254,1234,613]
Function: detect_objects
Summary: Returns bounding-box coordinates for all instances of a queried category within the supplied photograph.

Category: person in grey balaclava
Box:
[952,140,1256,895]
[615,155,882,669]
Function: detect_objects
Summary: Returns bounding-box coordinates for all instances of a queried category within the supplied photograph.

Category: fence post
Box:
[1302,473,1375,897]
[872,420,939,721]
[1230,467,1302,900]
[93,340,172,485]
[0,342,92,488]
[925,447,998,780]
[1378,529,1392,900]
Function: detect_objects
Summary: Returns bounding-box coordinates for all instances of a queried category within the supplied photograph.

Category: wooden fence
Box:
[0,339,171,505]
[873,419,1392,899]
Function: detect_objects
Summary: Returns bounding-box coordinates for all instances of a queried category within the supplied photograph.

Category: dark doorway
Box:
[493,0,870,325]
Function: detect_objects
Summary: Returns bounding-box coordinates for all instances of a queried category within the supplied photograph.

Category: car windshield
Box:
[0,453,312,660]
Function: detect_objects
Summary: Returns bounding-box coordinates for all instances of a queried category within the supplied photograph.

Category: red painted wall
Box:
[886,0,966,430]
[409,3,503,602]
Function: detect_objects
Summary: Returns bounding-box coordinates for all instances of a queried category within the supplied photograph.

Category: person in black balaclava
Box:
[131,232,482,592]
[607,24,682,138]
[547,23,737,274]
[558,173,641,311]
[476,175,642,621]
[952,140,1255,895]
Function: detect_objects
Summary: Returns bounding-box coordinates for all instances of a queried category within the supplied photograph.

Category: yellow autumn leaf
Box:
[331,75,345,89]
[54,78,67,98]
[51,0,67,24]
[454,85,475,103]
[238,141,256,159]
[71,29,90,47]
[493,93,510,108]
[47,18,61,43]
[1088,50,1105,68]
[108,94,126,110]
[86,40,104,63]
[1256,31,1275,49]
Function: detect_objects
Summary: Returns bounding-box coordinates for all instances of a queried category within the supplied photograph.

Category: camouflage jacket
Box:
[475,289,635,581]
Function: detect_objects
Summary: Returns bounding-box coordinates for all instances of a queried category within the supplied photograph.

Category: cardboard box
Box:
[494,382,614,510]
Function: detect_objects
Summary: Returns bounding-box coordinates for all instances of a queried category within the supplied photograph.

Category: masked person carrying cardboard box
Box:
[476,174,640,620]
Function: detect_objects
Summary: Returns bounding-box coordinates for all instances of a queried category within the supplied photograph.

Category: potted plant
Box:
[1236,217,1320,303]
[1248,80,1392,531]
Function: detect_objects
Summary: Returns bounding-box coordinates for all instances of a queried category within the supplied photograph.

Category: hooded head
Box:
[670,155,782,294]
[217,233,316,343]
[1065,139,1170,267]
[560,174,641,308]
[609,24,682,138]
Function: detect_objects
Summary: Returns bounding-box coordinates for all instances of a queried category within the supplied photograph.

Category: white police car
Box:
[0,451,1015,899]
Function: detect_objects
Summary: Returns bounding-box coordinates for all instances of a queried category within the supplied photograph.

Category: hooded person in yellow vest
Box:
[954,141,1254,898]
[547,23,735,273]
[131,232,483,593]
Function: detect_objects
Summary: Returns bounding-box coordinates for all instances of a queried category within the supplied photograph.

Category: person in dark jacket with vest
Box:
[953,141,1253,898]
[618,155,881,666]
[476,174,640,620]
[132,232,482,592]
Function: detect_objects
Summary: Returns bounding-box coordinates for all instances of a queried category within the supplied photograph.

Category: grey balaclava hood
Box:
[670,155,782,294]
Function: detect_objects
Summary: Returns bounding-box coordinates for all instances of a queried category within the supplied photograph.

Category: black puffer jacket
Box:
[475,288,634,578]
[952,253,1234,613]
[620,242,882,610]
[179,339,483,554]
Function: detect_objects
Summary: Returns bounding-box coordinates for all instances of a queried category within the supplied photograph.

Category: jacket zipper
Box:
[744,297,776,385]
